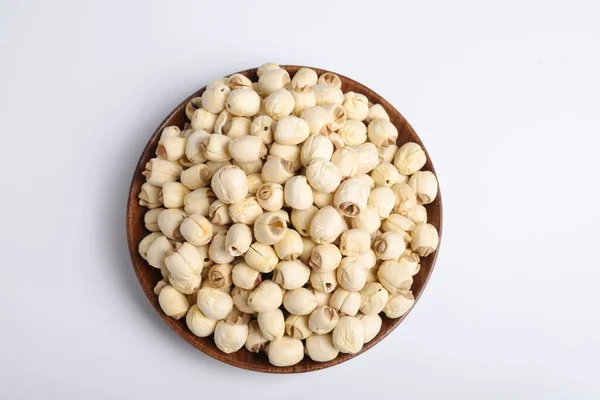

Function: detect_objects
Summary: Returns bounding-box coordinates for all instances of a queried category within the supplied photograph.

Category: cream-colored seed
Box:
[207,263,233,289]
[368,187,396,219]
[226,73,253,90]
[250,115,275,145]
[321,103,347,131]
[139,182,162,209]
[258,68,290,95]
[180,164,211,190]
[144,208,164,232]
[245,320,269,353]
[160,182,190,209]
[309,305,339,335]
[373,231,406,260]
[257,309,285,341]
[354,142,380,174]
[201,84,231,114]
[214,110,232,135]
[156,136,187,161]
[405,203,428,224]
[312,189,334,208]
[274,229,304,261]
[157,208,186,240]
[351,173,375,188]
[332,316,364,354]
[311,288,332,307]
[331,146,358,178]
[183,188,213,216]
[357,249,377,269]
[269,142,301,171]
[310,206,345,244]
[267,337,304,367]
[195,244,213,269]
[214,320,249,354]
[208,199,231,226]
[139,232,162,260]
[291,88,316,116]
[186,305,218,337]
[283,288,318,316]
[196,286,233,320]
[394,142,427,175]
[365,103,390,123]
[377,144,399,164]
[273,260,310,290]
[247,280,283,312]
[224,223,252,257]
[357,313,382,343]
[336,257,367,292]
[309,269,337,294]
[318,72,342,89]
[309,243,342,272]
[185,130,210,164]
[264,88,295,120]
[342,92,369,121]
[246,173,264,195]
[225,88,261,117]
[185,99,203,121]
[313,84,344,105]
[299,237,317,264]
[382,213,416,233]
[301,134,334,167]
[359,282,389,315]
[235,159,264,175]
[395,253,421,276]
[328,132,345,149]
[158,285,190,320]
[290,205,318,237]
[306,333,339,362]
[146,236,175,269]
[306,158,342,194]
[285,314,312,340]
[231,287,254,314]
[253,212,287,245]
[143,158,183,187]
[333,178,370,217]
[256,182,284,212]
[283,176,313,210]
[329,288,361,316]
[274,115,310,145]
[201,134,232,162]
[301,106,332,135]
[371,162,404,188]
[206,77,229,89]
[290,67,318,90]
[349,206,380,236]
[338,120,367,146]
[391,182,417,215]
[339,229,371,257]
[208,232,235,264]
[245,242,279,273]
[228,196,263,225]
[228,136,267,164]
[384,291,415,319]
[367,118,398,148]
[257,62,281,78]
[205,160,232,176]
[377,260,414,295]
[410,223,439,257]
[408,170,438,204]
[231,262,262,290]
[224,307,251,325]
[210,165,248,204]
[261,156,294,184]
[179,214,213,246]
[191,108,218,132]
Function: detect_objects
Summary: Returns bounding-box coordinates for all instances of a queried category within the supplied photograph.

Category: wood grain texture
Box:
[126,65,443,373]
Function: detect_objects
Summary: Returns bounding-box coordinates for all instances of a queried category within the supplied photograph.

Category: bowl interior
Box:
[126,66,443,373]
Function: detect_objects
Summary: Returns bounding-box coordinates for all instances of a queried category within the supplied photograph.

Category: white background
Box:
[1,0,599,398]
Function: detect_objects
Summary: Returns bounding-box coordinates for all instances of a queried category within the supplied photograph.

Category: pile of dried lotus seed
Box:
[138,63,439,367]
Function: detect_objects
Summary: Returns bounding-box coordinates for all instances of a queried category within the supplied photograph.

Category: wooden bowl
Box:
[126,65,443,373]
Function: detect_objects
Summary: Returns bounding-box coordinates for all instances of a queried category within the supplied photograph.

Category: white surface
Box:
[1,0,599,398]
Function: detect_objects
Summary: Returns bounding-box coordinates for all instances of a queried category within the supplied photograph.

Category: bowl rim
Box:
[126,65,443,373]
